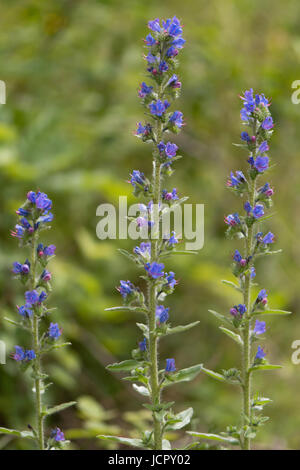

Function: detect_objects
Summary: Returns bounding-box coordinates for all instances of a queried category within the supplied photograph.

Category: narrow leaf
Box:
[107,359,140,372]
[105,306,148,314]
[164,321,200,336]
[132,384,150,397]
[165,408,193,431]
[163,364,202,387]
[253,309,291,316]
[219,327,243,346]
[208,310,232,327]
[45,401,76,417]
[249,364,282,373]
[187,431,239,445]
[0,427,34,439]
[201,367,226,382]
[221,280,242,293]
[97,435,145,449]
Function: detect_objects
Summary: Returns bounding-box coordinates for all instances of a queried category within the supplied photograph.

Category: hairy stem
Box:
[30,232,44,450]
[148,158,162,450]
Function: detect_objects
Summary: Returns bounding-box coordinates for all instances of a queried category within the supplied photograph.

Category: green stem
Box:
[148,159,162,450]
[242,157,257,451]
[30,232,44,450]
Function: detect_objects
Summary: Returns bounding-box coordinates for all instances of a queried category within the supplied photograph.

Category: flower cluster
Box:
[102,18,202,451]
[6,191,72,449]
[193,90,289,451]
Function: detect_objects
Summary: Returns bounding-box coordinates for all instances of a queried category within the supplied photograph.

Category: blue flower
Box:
[166,46,178,58]
[259,141,269,153]
[12,260,30,274]
[16,208,30,216]
[227,170,246,187]
[255,346,266,360]
[51,427,65,442]
[156,305,169,323]
[252,204,264,219]
[146,52,156,64]
[162,188,178,201]
[48,322,62,340]
[253,320,266,335]
[139,337,147,352]
[13,346,35,362]
[233,249,242,263]
[159,61,168,73]
[134,242,151,257]
[263,232,274,244]
[261,116,274,130]
[244,201,252,214]
[254,155,269,173]
[38,213,54,224]
[255,93,269,107]
[230,304,247,317]
[165,271,177,288]
[158,141,178,159]
[148,18,161,33]
[41,269,52,282]
[224,212,241,226]
[11,224,26,239]
[44,244,56,256]
[145,33,156,46]
[169,111,183,128]
[118,280,135,299]
[135,122,151,137]
[250,267,256,278]
[35,192,52,212]
[138,82,153,98]
[259,182,273,197]
[241,131,250,142]
[25,290,40,305]
[165,358,176,372]
[257,289,268,304]
[167,231,178,246]
[149,100,170,116]
[145,262,165,279]
[27,191,37,203]
[166,74,181,88]
[130,170,146,187]
[17,304,33,318]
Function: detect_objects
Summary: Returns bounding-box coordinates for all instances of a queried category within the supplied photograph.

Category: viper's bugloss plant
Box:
[98,17,202,450]
[189,90,291,450]
[0,191,75,450]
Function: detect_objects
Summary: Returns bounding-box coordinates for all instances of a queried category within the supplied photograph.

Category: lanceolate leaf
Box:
[249,364,282,373]
[164,321,200,336]
[201,367,227,382]
[208,310,232,327]
[132,384,150,397]
[165,407,193,431]
[0,427,34,439]
[221,279,242,293]
[97,435,145,449]
[252,309,291,316]
[219,327,243,346]
[45,401,76,417]
[107,359,141,372]
[163,364,202,387]
[105,306,148,314]
[187,431,239,445]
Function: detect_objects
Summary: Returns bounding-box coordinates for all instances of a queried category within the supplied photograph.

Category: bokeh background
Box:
[0,0,299,450]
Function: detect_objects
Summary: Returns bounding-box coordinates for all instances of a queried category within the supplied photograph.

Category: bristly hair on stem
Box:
[0,191,75,449]
[188,89,291,450]
[98,17,202,451]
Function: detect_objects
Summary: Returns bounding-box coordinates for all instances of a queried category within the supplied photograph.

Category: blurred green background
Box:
[0,0,299,450]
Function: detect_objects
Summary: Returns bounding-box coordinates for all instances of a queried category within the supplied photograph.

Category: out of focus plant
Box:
[189,90,291,450]
[0,191,75,450]
[98,17,202,450]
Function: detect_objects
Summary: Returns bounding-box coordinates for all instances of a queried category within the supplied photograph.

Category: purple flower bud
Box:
[51,427,65,442]
[48,322,62,340]
[165,358,176,373]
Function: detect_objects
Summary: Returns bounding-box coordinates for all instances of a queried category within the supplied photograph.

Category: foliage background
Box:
[0,0,299,450]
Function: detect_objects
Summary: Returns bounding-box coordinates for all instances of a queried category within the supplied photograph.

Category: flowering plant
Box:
[189,90,290,449]
[98,17,202,450]
[0,191,75,450]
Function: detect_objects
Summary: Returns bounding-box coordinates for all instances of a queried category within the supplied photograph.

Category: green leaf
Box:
[162,439,172,450]
[132,384,150,397]
[165,408,193,431]
[249,364,282,373]
[221,280,242,293]
[162,250,198,257]
[107,359,141,372]
[201,367,226,382]
[4,317,30,331]
[164,321,200,336]
[208,310,232,327]
[43,342,72,353]
[0,427,34,439]
[97,435,145,449]
[45,401,76,417]
[136,322,149,336]
[105,306,148,314]
[219,327,243,346]
[163,364,202,387]
[253,309,291,316]
[187,431,239,445]
[118,248,136,262]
